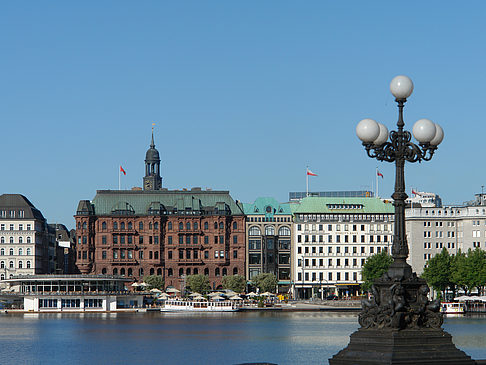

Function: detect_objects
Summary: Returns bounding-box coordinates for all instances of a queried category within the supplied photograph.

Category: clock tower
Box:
[143,129,162,190]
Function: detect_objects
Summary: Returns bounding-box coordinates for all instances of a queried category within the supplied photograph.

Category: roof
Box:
[0,194,45,220]
[242,197,292,216]
[293,197,394,214]
[77,189,245,216]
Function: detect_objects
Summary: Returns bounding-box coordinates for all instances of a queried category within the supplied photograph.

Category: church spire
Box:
[143,123,162,190]
[151,123,155,148]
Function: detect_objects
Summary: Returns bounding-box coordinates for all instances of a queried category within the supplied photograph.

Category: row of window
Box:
[297,214,392,223]
[0,260,32,269]
[298,223,392,232]
[297,245,388,255]
[0,210,25,218]
[98,266,240,277]
[423,242,456,249]
[0,223,32,231]
[39,299,103,308]
[297,271,359,282]
[248,253,290,265]
[246,217,291,223]
[248,239,290,250]
[0,236,33,244]
[88,221,239,232]
[83,234,240,246]
[0,247,32,255]
[248,226,291,236]
[298,257,366,268]
[248,268,290,280]
[297,234,390,244]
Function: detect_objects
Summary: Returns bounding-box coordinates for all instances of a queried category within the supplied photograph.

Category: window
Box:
[215,268,220,276]
[219,222,224,229]
[233,222,237,230]
[102,251,107,259]
[18,248,23,256]
[102,236,107,244]
[204,222,208,230]
[179,222,183,231]
[204,251,209,259]
[140,222,144,230]
[233,235,238,244]
[233,250,238,259]
[9,237,13,244]
[27,237,31,243]
[9,248,14,255]
[186,222,191,230]
[249,226,261,236]
[249,253,261,264]
[204,236,209,244]
[26,261,31,269]
[265,226,275,235]
[194,222,198,230]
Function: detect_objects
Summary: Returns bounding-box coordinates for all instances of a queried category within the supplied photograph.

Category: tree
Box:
[422,248,452,299]
[361,251,393,291]
[252,273,278,293]
[451,250,474,295]
[143,275,164,290]
[186,274,211,294]
[467,248,486,295]
[222,275,246,293]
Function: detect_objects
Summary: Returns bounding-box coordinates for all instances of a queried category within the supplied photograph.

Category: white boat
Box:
[440,302,465,314]
[161,299,239,312]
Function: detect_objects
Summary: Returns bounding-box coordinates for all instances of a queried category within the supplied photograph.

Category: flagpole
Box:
[376,167,379,198]
[118,166,121,190]
[306,166,309,197]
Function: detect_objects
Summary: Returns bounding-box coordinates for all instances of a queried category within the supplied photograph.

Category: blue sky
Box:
[1,2,485,228]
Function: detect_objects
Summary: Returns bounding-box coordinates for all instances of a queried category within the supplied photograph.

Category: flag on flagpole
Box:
[377,170,384,178]
[120,166,126,175]
[412,189,420,196]
[307,169,318,176]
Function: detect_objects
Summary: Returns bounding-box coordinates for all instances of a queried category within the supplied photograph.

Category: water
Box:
[0,312,485,365]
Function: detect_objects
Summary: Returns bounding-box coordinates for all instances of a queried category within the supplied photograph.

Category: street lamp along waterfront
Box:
[329,76,475,365]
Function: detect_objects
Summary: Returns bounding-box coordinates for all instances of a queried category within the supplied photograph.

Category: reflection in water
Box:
[0,312,484,365]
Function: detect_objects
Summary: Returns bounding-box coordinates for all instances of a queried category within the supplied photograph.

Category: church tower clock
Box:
[143,129,162,190]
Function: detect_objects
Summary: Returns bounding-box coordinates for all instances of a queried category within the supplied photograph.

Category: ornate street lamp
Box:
[330,76,475,365]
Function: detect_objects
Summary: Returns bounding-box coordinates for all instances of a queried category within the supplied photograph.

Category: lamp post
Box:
[330,76,475,365]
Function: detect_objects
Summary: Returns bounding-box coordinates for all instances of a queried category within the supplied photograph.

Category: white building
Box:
[406,193,486,275]
[0,194,54,279]
[292,197,394,299]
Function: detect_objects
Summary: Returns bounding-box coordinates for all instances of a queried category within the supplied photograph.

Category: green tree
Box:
[361,251,393,291]
[422,248,452,299]
[143,275,164,290]
[186,274,211,294]
[451,250,474,295]
[468,248,486,294]
[252,273,278,293]
[222,275,246,293]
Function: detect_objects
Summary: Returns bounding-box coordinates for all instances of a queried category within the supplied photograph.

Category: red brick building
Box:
[74,133,246,290]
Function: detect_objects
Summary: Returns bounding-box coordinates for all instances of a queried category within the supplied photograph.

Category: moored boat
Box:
[440,302,465,314]
[161,299,239,312]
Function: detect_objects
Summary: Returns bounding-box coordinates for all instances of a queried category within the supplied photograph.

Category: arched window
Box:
[113,222,118,230]
[0,248,4,255]
[194,222,198,230]
[149,222,152,230]
[128,268,133,276]
[26,261,31,269]
[0,261,4,268]
[265,225,275,236]
[102,268,107,274]
[186,268,191,275]
[154,222,159,230]
[0,274,3,280]
[233,222,237,230]
[128,222,132,230]
[204,268,209,276]
[150,268,155,275]
[179,222,184,231]
[214,222,218,230]
[26,237,31,243]
[19,237,23,244]
[113,268,118,275]
[77,222,81,229]
[18,261,23,269]
[139,222,144,231]
[215,268,220,276]
[278,226,291,236]
[26,248,31,255]
[157,268,162,275]
[154,251,159,259]
[168,268,173,277]
[179,268,184,276]
[9,237,13,243]
[204,222,208,230]
[167,222,172,230]
[186,222,191,230]
[9,261,14,269]
[102,222,107,230]
[249,226,261,236]
[222,268,227,276]
[82,222,87,229]
[120,268,126,276]
[9,248,14,256]
[194,268,199,275]
[219,222,224,229]
[18,248,23,256]
[139,268,144,277]
[1,237,4,243]
[233,267,238,275]
[120,222,125,230]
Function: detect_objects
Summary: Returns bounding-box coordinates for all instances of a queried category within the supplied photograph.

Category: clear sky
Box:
[1,1,485,228]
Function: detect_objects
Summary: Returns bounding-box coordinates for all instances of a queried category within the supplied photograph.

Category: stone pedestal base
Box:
[329,328,475,365]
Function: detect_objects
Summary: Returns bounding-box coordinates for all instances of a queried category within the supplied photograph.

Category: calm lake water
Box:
[0,312,485,365]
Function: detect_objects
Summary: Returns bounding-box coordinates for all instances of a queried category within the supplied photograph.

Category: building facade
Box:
[242,197,293,294]
[292,197,394,299]
[0,194,55,279]
[406,193,486,275]
[74,133,246,291]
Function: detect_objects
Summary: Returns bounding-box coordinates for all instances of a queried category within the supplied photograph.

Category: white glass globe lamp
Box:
[373,123,389,146]
[412,119,436,143]
[429,124,444,146]
[390,75,414,100]
[356,119,380,143]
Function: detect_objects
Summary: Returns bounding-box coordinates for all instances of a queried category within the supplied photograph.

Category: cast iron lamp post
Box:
[329,76,475,365]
